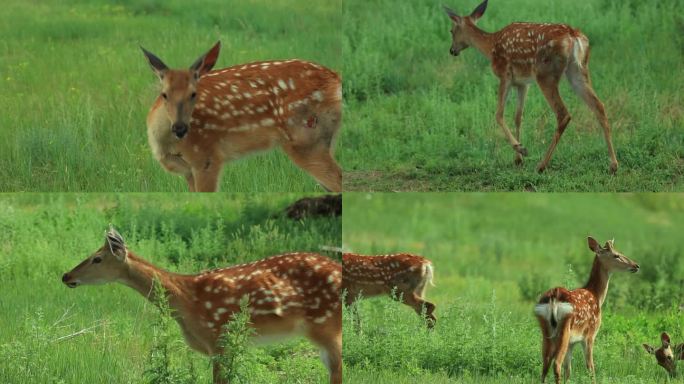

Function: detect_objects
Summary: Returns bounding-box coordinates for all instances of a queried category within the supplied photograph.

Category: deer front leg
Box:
[496,80,528,158]
[536,75,571,173]
[213,360,228,384]
[192,157,222,192]
[514,85,529,165]
[582,338,597,384]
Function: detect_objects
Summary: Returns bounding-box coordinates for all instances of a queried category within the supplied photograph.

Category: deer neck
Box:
[120,252,190,308]
[464,22,494,60]
[583,256,611,307]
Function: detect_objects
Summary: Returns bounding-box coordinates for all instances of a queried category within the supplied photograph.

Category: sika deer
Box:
[141,41,342,192]
[444,1,618,173]
[62,227,342,384]
[643,332,684,377]
[342,253,436,328]
[534,237,639,383]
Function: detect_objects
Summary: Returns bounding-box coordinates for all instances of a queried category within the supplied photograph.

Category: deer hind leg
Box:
[582,338,597,383]
[308,325,342,384]
[496,79,528,157]
[514,85,529,165]
[552,321,572,384]
[344,291,363,333]
[402,291,436,328]
[563,343,575,382]
[566,62,618,174]
[536,74,571,173]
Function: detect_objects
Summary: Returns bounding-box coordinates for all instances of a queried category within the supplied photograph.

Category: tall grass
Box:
[342,193,684,382]
[0,193,340,383]
[0,0,341,191]
[341,0,684,191]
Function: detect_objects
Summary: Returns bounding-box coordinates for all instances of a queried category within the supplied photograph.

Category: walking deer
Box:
[141,41,342,192]
[62,227,342,384]
[342,253,436,328]
[643,332,684,377]
[534,237,639,383]
[444,1,618,173]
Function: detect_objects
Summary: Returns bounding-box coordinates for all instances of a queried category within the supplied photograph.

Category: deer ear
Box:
[662,332,671,347]
[443,5,462,24]
[643,344,656,354]
[469,0,488,21]
[587,236,601,252]
[105,226,127,261]
[190,41,221,76]
[141,46,168,80]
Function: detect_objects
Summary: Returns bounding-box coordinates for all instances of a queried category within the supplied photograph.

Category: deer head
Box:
[141,41,221,138]
[587,237,640,274]
[443,0,488,56]
[62,227,129,287]
[643,332,681,377]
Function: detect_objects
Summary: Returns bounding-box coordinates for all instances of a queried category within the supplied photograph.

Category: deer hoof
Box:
[609,162,618,174]
[514,144,528,157]
[514,156,524,166]
[536,163,546,173]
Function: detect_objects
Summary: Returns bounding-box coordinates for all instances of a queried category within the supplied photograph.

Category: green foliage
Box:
[341,0,684,191]
[0,193,339,383]
[213,296,257,383]
[0,0,341,191]
[342,193,684,382]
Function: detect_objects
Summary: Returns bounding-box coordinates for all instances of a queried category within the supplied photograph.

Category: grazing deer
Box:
[643,332,684,377]
[62,227,342,384]
[444,0,618,173]
[534,237,639,383]
[141,41,343,192]
[342,253,436,328]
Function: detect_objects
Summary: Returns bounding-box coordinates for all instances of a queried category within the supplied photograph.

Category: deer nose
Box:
[172,123,188,138]
[62,273,70,283]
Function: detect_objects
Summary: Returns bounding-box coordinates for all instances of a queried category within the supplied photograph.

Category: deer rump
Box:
[534,288,574,338]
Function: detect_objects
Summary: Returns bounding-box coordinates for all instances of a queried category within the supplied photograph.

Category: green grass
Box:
[341,0,684,191]
[0,0,341,191]
[0,193,341,383]
[342,193,684,382]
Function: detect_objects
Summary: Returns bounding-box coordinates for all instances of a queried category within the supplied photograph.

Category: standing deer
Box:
[643,332,684,377]
[342,253,436,328]
[534,237,640,383]
[141,41,342,192]
[62,227,342,384]
[444,0,618,173]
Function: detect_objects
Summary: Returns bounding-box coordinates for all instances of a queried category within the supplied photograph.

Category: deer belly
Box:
[251,317,307,345]
[568,332,585,345]
[217,129,281,160]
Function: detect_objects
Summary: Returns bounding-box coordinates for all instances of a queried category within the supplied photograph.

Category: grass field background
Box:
[0,193,341,383]
[341,0,684,191]
[342,193,684,382]
[0,0,341,192]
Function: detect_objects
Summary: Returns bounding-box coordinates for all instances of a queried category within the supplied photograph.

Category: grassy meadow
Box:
[341,0,684,191]
[0,0,341,192]
[342,193,684,382]
[0,193,341,383]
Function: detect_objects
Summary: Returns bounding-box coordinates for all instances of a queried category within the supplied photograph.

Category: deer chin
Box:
[66,281,80,288]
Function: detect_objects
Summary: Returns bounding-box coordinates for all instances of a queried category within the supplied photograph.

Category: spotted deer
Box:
[342,253,436,328]
[141,41,342,192]
[643,332,684,377]
[444,0,618,173]
[62,227,342,384]
[534,237,640,383]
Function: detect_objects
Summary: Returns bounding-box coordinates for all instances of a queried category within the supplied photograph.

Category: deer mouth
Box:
[630,267,639,273]
[66,281,79,288]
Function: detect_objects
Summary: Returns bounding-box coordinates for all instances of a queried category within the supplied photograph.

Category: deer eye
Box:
[190,92,197,99]
[613,254,620,258]
[92,257,102,264]
[161,93,168,100]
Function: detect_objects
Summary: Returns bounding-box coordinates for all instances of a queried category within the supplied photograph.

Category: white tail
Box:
[444,0,618,174]
[534,299,573,338]
[342,252,436,327]
[141,41,343,192]
[62,227,342,384]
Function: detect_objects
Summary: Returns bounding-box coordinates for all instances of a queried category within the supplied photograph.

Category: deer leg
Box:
[563,343,574,383]
[536,75,571,173]
[212,360,228,384]
[308,327,342,384]
[403,292,437,328]
[552,322,571,384]
[541,337,554,383]
[496,80,528,157]
[282,144,342,192]
[582,338,596,383]
[566,64,618,174]
[192,157,222,192]
[184,173,196,192]
[344,293,363,333]
[514,85,529,165]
